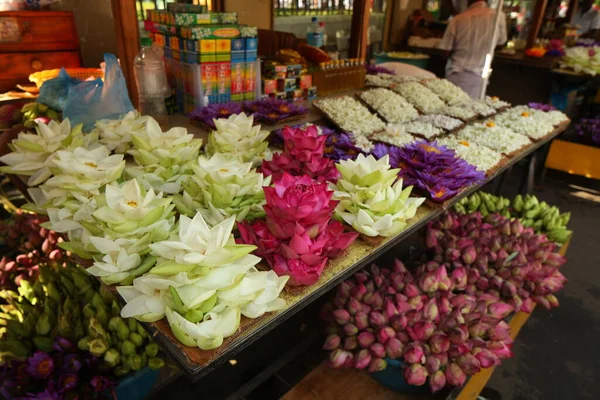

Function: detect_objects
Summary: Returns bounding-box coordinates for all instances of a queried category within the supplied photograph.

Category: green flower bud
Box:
[114,365,131,377]
[129,332,143,348]
[148,357,165,371]
[104,348,121,367]
[128,318,138,333]
[137,324,148,338]
[117,322,130,341]
[140,353,148,367]
[145,343,159,358]
[88,338,109,357]
[108,316,123,332]
[78,337,90,351]
[35,312,52,336]
[88,317,108,339]
[100,285,115,305]
[83,304,96,319]
[130,354,143,371]
[121,340,136,356]
[111,300,121,317]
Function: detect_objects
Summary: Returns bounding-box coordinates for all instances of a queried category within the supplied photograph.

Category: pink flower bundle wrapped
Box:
[238,173,358,286]
[261,125,340,184]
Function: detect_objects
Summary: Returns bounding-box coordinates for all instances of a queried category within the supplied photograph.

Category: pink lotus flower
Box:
[404,363,428,386]
[445,363,467,386]
[263,173,337,239]
[273,253,327,286]
[282,124,327,161]
[430,370,447,392]
[237,220,281,261]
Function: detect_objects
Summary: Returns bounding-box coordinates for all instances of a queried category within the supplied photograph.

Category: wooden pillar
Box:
[526,0,549,49]
[382,0,395,52]
[349,0,371,58]
[566,0,577,24]
[110,0,140,108]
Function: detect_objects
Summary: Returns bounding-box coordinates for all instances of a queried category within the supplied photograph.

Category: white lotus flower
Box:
[205,113,270,165]
[118,272,195,322]
[149,212,255,271]
[92,178,175,240]
[129,118,202,167]
[95,111,149,154]
[0,119,84,186]
[166,306,241,350]
[87,249,142,285]
[124,164,189,195]
[331,154,425,237]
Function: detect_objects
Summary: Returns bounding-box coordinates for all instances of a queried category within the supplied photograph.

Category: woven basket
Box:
[29,68,104,88]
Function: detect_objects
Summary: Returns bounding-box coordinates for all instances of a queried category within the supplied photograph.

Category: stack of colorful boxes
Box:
[146,8,259,113]
[262,63,317,102]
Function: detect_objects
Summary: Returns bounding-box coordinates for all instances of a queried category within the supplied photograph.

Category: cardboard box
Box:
[200,40,216,54]
[292,89,304,101]
[181,25,241,40]
[200,54,217,63]
[304,86,318,99]
[275,92,287,100]
[231,52,245,62]
[172,49,181,61]
[262,79,277,94]
[231,38,245,52]
[175,13,220,26]
[245,37,258,52]
[297,74,313,89]
[277,78,297,92]
[216,39,231,53]
[167,3,207,13]
[216,62,231,95]
[245,51,258,62]
[231,93,244,102]
[245,62,256,94]
[216,53,231,62]
[184,39,199,52]
[183,51,199,64]
[231,62,245,94]
[244,92,256,100]
[286,64,302,78]
[267,65,287,80]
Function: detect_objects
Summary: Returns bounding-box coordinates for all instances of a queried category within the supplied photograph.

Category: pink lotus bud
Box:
[347,297,363,315]
[404,283,421,298]
[545,294,559,308]
[404,363,429,386]
[469,322,490,338]
[385,300,399,319]
[426,229,440,248]
[490,237,502,252]
[368,358,387,373]
[476,277,490,291]
[457,353,481,375]
[461,246,477,265]
[333,309,351,325]
[344,336,358,350]
[362,293,374,305]
[365,280,375,294]
[467,269,481,285]
[501,281,517,298]
[374,275,384,288]
[385,337,404,359]
[488,301,514,319]
[369,311,386,328]
[355,312,369,330]
[370,264,381,277]
[438,296,452,315]
[464,312,482,324]
[337,281,353,299]
[354,272,369,283]
[429,333,450,354]
[390,314,408,332]
[425,355,441,374]
[381,269,391,277]
[391,274,405,292]
[333,297,345,309]
[451,267,468,291]
[487,341,513,359]
[488,321,511,341]
[393,259,408,274]
[451,309,466,325]
[350,283,367,301]
[449,325,469,345]
[449,344,471,359]
[473,348,500,368]
[445,363,467,387]
[510,219,523,237]
[377,326,395,344]
[354,348,372,369]
[358,331,376,348]
[429,370,447,393]
[396,331,411,344]
[434,352,449,367]
[344,323,359,336]
[386,286,397,295]
[520,298,535,313]
[408,295,424,311]
[544,252,566,268]
[403,343,425,364]
[423,298,439,322]
[405,310,423,326]
[409,321,435,341]
[328,349,351,369]
[369,343,386,358]
[419,271,439,293]
[372,292,384,309]
[490,275,504,290]
[322,334,341,350]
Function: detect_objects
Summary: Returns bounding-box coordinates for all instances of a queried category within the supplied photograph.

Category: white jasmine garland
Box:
[468,100,496,117]
[371,124,416,148]
[359,88,419,124]
[365,75,393,88]
[417,114,463,131]
[351,133,375,152]
[436,136,503,172]
[393,82,446,114]
[456,122,533,154]
[441,105,478,121]
[484,96,511,110]
[493,108,554,140]
[316,96,386,136]
[403,121,443,139]
[423,79,471,105]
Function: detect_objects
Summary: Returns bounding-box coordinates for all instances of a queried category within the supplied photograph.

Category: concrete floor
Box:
[487,170,600,400]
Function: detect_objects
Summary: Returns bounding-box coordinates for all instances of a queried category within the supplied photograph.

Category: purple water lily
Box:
[58,373,79,393]
[52,337,74,354]
[376,141,485,202]
[26,351,54,380]
[575,117,600,146]
[89,376,115,392]
[189,102,243,129]
[366,64,396,75]
[528,102,557,112]
[62,354,82,373]
[243,98,309,124]
[16,382,61,400]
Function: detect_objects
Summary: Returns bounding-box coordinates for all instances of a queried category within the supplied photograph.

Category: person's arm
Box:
[438,20,456,57]
[496,13,508,47]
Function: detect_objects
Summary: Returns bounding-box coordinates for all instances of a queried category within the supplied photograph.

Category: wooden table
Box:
[282,239,571,400]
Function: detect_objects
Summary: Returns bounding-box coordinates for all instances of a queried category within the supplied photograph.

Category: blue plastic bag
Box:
[37,68,80,112]
[63,53,135,132]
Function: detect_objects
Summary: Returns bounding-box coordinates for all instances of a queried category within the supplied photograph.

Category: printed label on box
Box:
[231,38,245,51]
[200,39,216,54]
[216,39,231,53]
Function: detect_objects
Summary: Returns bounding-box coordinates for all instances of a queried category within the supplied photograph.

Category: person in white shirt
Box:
[438,0,507,98]
[572,0,600,37]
